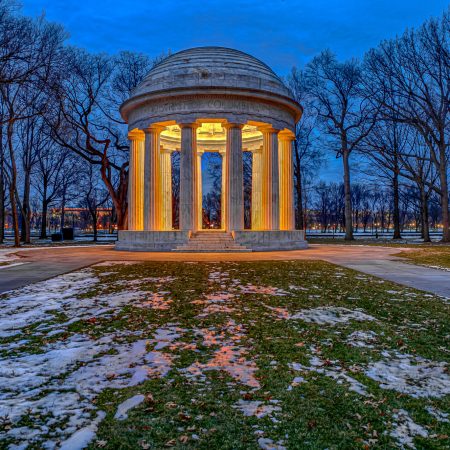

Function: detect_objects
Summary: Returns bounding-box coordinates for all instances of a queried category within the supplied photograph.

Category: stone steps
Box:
[174,232,251,252]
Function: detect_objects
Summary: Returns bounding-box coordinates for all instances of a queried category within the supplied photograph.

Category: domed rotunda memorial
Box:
[116,47,307,251]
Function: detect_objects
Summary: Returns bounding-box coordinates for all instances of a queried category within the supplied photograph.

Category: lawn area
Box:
[307,237,446,247]
[395,247,450,270]
[0,260,449,449]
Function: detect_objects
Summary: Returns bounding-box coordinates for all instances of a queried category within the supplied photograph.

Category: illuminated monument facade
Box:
[116,47,307,251]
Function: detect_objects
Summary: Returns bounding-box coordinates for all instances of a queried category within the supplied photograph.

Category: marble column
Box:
[127,130,145,231]
[251,146,263,230]
[197,150,203,230]
[160,148,172,230]
[220,150,226,230]
[261,127,280,230]
[144,125,164,231]
[179,123,198,231]
[225,123,244,231]
[279,134,295,230]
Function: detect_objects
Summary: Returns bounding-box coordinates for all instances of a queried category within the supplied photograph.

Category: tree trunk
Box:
[392,169,401,240]
[420,185,431,243]
[91,210,98,242]
[342,148,353,240]
[0,124,4,244]
[99,163,127,230]
[60,189,66,230]
[438,145,450,242]
[293,140,303,230]
[40,179,49,239]
[6,121,20,247]
[8,184,20,247]
[21,170,31,243]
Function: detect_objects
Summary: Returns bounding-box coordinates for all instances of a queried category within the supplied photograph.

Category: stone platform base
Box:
[115,231,190,251]
[233,230,307,251]
[116,230,307,252]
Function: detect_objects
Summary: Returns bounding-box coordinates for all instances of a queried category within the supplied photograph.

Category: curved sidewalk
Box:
[0,244,448,297]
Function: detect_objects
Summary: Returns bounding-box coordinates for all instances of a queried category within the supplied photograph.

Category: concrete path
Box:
[0,244,449,297]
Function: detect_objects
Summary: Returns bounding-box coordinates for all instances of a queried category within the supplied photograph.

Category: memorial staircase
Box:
[174,231,251,252]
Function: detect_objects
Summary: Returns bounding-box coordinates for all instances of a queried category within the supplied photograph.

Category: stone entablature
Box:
[124,92,300,134]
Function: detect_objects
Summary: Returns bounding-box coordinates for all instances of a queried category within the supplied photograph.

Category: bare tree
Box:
[306,51,376,240]
[35,143,77,239]
[79,162,110,242]
[47,49,161,230]
[365,12,450,241]
[287,67,323,230]
[0,8,66,245]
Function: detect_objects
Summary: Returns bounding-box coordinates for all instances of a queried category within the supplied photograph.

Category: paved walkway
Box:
[0,244,449,297]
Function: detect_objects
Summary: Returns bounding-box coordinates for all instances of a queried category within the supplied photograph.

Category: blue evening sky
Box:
[21,0,449,183]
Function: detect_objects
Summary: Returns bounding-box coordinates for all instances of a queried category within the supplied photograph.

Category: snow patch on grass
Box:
[0,270,99,338]
[365,352,450,398]
[346,330,378,348]
[233,399,281,419]
[258,437,287,450]
[0,323,181,448]
[289,306,376,325]
[390,409,428,449]
[426,406,449,423]
[181,321,260,389]
[289,358,369,396]
[59,411,106,450]
[114,394,145,420]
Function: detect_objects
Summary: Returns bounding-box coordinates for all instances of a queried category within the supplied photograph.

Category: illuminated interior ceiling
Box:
[160,123,263,152]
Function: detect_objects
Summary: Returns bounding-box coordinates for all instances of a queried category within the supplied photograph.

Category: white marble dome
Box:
[132,47,293,99]
[121,46,302,134]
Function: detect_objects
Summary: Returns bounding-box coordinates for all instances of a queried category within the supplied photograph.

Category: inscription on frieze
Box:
[128,94,296,131]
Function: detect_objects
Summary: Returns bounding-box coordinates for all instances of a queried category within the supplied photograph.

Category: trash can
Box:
[62,227,74,240]
[51,233,63,242]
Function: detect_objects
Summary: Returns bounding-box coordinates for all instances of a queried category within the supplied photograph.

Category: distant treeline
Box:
[0,0,449,245]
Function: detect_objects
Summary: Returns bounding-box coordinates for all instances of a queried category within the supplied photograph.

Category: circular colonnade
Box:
[116,47,307,251]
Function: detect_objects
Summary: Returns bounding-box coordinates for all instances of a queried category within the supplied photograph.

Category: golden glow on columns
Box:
[197,151,203,230]
[251,147,263,230]
[220,150,226,230]
[143,125,165,231]
[260,127,280,230]
[160,149,172,230]
[127,130,145,231]
[279,133,295,231]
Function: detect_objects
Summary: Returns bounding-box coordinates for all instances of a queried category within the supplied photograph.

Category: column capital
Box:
[144,124,166,135]
[128,129,145,142]
[278,130,295,142]
[258,125,280,134]
[224,122,245,130]
[179,122,199,130]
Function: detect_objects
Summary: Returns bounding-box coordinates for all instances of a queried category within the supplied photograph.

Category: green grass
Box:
[1,260,449,449]
[395,247,450,270]
[87,261,450,449]
[307,236,448,247]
